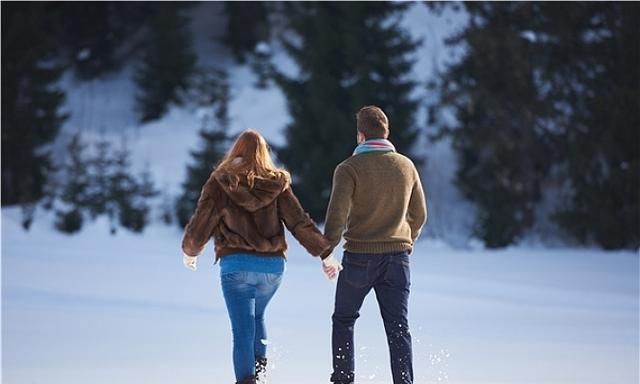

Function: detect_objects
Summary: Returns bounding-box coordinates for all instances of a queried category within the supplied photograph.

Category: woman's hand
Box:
[183,253,198,271]
[322,253,343,280]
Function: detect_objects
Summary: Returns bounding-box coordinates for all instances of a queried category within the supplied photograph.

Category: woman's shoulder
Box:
[200,171,225,197]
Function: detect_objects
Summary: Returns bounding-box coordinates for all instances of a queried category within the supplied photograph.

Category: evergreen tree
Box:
[430,3,557,247]
[176,70,230,228]
[109,142,137,233]
[431,2,639,248]
[222,1,271,64]
[1,3,67,206]
[134,3,196,122]
[160,188,175,225]
[275,2,421,221]
[125,165,157,232]
[547,3,640,249]
[20,204,37,231]
[50,134,157,234]
[49,2,155,79]
[249,42,274,89]
[109,141,157,233]
[54,134,90,233]
[86,137,114,219]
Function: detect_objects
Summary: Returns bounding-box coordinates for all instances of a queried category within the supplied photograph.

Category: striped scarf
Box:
[353,138,396,156]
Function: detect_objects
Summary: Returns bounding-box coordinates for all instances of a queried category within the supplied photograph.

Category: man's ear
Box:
[357,131,365,144]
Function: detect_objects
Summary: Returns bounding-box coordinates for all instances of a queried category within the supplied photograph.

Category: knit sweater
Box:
[324,151,427,254]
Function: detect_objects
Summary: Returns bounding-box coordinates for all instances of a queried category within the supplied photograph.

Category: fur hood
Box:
[213,171,289,212]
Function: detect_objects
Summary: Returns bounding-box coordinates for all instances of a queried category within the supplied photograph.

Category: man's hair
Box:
[356,105,389,139]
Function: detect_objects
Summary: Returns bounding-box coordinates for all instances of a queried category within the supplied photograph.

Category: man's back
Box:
[326,106,427,384]
[324,151,427,254]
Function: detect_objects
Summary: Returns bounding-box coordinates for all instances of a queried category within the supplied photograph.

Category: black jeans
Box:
[331,251,413,384]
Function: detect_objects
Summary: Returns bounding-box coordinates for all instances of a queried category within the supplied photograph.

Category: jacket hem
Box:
[344,241,412,254]
[216,247,286,261]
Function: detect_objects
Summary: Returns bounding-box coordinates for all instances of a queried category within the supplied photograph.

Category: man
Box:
[323,105,427,384]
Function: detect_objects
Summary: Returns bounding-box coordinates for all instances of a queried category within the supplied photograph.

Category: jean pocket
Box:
[396,256,410,268]
[344,260,369,288]
[266,272,283,286]
[383,260,410,289]
[221,271,248,283]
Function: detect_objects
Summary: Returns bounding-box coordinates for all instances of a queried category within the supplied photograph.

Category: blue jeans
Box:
[331,251,413,384]
[220,255,284,382]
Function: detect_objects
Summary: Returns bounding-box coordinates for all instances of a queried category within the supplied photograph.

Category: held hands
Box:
[322,253,343,281]
[182,253,198,271]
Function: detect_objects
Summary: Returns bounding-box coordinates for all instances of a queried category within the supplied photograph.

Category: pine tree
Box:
[547,3,640,249]
[47,133,157,234]
[222,1,271,64]
[134,3,196,122]
[86,137,114,219]
[1,3,67,206]
[110,141,156,233]
[160,187,175,225]
[250,42,274,89]
[431,2,639,248]
[54,134,91,233]
[176,70,230,228]
[49,2,155,79]
[123,165,157,232]
[430,3,558,247]
[275,2,421,221]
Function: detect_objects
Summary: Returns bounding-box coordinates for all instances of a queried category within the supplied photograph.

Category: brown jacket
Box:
[182,171,332,261]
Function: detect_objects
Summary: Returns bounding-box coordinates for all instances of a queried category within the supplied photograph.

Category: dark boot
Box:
[330,372,354,384]
[236,375,256,384]
[255,357,267,383]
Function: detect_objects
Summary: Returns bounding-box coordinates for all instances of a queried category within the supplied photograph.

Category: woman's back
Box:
[181,130,331,261]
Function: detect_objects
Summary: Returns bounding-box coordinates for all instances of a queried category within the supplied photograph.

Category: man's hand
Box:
[183,253,197,271]
[322,253,343,281]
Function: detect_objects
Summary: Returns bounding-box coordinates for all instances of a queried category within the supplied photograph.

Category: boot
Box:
[330,372,354,384]
[236,375,256,384]
[255,357,268,384]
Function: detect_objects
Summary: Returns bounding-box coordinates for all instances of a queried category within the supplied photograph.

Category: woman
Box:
[181,129,341,384]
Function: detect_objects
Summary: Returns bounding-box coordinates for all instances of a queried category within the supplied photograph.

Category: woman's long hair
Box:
[214,129,290,190]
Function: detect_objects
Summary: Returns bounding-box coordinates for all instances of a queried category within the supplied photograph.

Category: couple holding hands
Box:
[182,106,427,384]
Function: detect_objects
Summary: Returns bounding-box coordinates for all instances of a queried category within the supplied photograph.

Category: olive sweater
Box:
[324,151,427,254]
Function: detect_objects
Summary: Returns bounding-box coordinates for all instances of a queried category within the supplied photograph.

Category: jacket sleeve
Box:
[181,178,222,257]
[407,168,427,243]
[324,163,354,250]
[278,187,332,258]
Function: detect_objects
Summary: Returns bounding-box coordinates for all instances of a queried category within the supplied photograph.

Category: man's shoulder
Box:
[346,152,417,170]
[336,156,352,167]
[389,151,417,166]
[336,157,357,171]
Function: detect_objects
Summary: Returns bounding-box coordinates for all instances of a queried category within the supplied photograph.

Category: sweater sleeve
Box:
[278,187,332,258]
[324,163,355,250]
[181,178,222,257]
[407,168,427,243]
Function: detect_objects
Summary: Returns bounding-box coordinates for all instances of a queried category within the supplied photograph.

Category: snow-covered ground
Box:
[2,207,638,384]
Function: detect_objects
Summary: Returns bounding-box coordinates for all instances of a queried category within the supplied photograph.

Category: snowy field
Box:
[2,208,638,384]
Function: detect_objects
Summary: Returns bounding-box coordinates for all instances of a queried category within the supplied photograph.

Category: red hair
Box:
[214,129,290,190]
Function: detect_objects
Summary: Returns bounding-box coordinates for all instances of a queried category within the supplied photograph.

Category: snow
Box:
[520,30,538,43]
[76,48,92,61]
[2,207,638,384]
